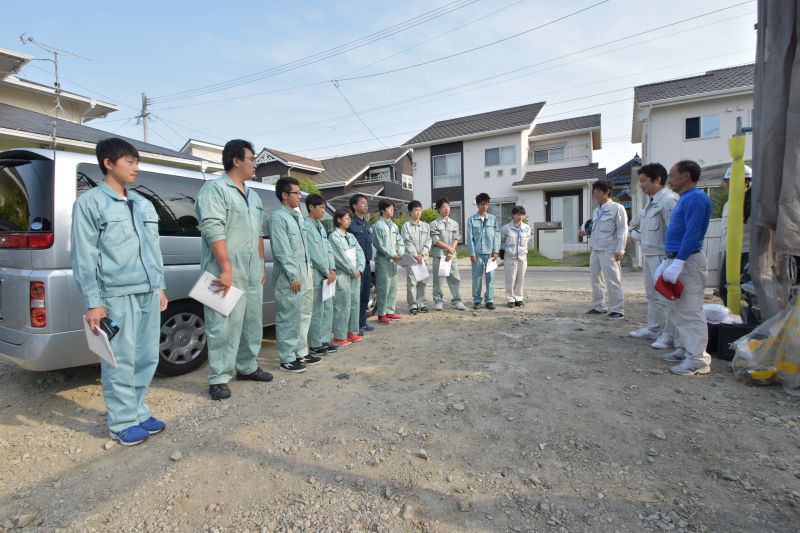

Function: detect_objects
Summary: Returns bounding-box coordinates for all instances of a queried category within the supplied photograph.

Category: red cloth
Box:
[655,275,684,300]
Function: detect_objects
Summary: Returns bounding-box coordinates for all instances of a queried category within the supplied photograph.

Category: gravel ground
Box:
[1,271,799,532]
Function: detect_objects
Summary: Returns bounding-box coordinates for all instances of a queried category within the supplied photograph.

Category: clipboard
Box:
[345,248,357,270]
[485,258,499,274]
[189,271,244,317]
[410,261,429,282]
[438,258,452,277]
[399,253,418,268]
[83,317,117,367]
[322,279,336,301]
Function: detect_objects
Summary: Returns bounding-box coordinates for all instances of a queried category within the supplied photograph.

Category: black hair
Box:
[744,188,751,224]
[349,193,367,212]
[592,179,613,194]
[675,160,701,182]
[638,163,668,185]
[222,139,255,172]
[511,205,526,216]
[407,200,422,212]
[96,137,139,175]
[475,192,490,205]
[305,194,325,209]
[274,176,300,201]
[378,199,394,214]
[333,208,351,228]
[435,197,450,210]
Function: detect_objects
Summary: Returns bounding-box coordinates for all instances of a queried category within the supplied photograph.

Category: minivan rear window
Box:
[0,156,54,232]
[77,163,202,237]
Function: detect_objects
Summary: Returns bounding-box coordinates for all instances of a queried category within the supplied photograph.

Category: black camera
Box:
[99,317,120,341]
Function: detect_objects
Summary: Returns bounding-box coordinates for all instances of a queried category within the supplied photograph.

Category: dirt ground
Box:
[1,270,799,532]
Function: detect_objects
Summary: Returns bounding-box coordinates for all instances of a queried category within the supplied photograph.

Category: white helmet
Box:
[724,164,753,181]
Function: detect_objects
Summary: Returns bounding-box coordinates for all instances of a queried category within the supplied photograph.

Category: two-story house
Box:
[404,103,604,251]
[254,146,414,210]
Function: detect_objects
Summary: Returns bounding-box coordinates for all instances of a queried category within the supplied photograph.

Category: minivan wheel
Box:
[157,301,208,376]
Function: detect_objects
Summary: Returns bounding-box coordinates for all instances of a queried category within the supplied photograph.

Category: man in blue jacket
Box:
[348,194,375,334]
[660,160,712,376]
[466,192,501,310]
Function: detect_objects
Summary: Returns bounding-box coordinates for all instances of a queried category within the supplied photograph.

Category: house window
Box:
[402,174,413,191]
[432,153,462,188]
[497,169,503,177]
[484,171,490,178]
[488,201,516,226]
[511,167,517,176]
[368,168,391,182]
[485,145,515,166]
[533,146,565,164]
[685,114,720,139]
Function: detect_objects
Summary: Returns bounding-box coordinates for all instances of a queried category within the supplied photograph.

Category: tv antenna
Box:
[19,34,91,150]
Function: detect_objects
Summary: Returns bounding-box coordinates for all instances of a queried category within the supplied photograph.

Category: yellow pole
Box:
[726,135,746,315]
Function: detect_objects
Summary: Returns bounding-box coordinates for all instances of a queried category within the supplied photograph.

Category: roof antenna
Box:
[19,34,91,151]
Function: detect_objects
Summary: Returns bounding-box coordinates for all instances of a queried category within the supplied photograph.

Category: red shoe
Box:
[378,315,391,324]
[347,333,363,342]
[332,338,352,346]
[386,313,402,320]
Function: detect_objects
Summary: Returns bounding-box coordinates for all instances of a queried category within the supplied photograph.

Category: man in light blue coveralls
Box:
[195,139,274,401]
[304,194,338,357]
[71,138,169,446]
[372,199,405,324]
[267,177,320,373]
[466,192,501,310]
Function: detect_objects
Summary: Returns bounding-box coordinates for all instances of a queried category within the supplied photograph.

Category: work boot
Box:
[670,358,711,376]
[209,383,232,401]
[630,327,658,339]
[651,332,674,350]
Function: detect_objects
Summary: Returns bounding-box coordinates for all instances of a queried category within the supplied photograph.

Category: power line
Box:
[150,0,482,104]
[331,80,387,148]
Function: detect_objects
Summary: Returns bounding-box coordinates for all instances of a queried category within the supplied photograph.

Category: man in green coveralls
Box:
[372,199,405,324]
[195,139,273,401]
[304,194,338,356]
[267,177,320,373]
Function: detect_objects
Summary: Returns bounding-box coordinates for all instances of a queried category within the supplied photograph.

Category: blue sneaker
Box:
[361,324,375,332]
[109,425,149,446]
[139,416,166,435]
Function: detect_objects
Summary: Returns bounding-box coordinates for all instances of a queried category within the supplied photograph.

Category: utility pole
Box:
[140,92,150,143]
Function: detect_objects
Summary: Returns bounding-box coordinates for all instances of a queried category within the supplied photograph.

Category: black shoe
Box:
[473,303,481,310]
[486,302,495,310]
[419,306,429,313]
[209,383,231,401]
[236,367,274,382]
[506,302,514,308]
[607,312,625,320]
[280,361,306,373]
[310,346,328,356]
[515,301,524,307]
[410,307,419,315]
[298,353,322,366]
[322,343,338,354]
[586,308,605,315]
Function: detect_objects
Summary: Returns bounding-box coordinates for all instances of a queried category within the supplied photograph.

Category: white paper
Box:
[189,271,244,317]
[83,317,117,367]
[398,253,418,268]
[485,258,499,274]
[438,258,452,277]
[322,279,336,301]
[410,261,429,282]
[345,248,357,270]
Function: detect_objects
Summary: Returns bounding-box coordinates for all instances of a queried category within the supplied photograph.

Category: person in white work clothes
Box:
[500,206,531,307]
[583,179,628,319]
[628,163,678,349]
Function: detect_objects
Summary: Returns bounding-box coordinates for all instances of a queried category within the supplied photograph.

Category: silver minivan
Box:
[0,148,349,375]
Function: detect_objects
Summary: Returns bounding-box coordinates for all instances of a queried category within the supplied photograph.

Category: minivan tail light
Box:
[0,232,54,249]
[30,281,46,328]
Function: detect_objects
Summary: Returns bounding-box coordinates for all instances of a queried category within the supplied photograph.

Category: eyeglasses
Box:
[288,190,302,196]
[240,156,256,163]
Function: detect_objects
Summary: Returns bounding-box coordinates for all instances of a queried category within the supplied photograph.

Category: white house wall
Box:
[462,131,526,208]
[643,94,753,167]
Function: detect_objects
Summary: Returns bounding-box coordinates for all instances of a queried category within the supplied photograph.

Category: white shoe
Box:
[670,357,711,376]
[630,327,658,339]
[651,332,674,350]
[453,301,466,310]
[662,348,686,363]
[434,301,444,311]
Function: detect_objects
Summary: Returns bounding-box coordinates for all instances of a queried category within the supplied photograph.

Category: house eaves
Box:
[403,125,531,149]
[0,127,224,172]
[530,126,602,150]
[2,76,119,120]
[511,177,596,190]
[256,148,325,172]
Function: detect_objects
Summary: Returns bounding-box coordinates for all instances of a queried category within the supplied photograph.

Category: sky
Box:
[4,0,757,171]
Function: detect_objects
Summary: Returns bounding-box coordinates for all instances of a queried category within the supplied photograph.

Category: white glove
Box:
[654,259,668,280]
[663,259,685,284]
[630,229,641,242]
